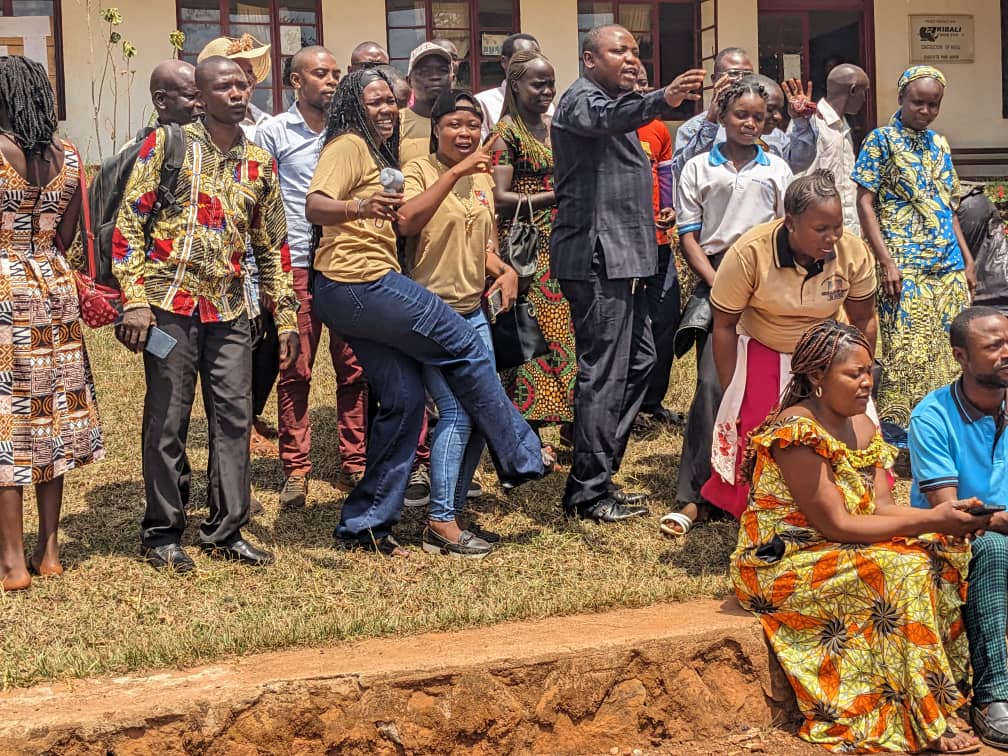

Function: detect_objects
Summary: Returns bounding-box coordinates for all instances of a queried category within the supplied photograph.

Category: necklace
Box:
[438,156,479,237]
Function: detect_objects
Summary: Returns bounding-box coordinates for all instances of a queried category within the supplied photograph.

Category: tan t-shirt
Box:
[711,218,877,353]
[308,133,400,283]
[403,154,496,314]
[399,108,432,166]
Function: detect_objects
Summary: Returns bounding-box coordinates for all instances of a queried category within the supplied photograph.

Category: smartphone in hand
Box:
[967,504,1006,516]
[144,326,178,359]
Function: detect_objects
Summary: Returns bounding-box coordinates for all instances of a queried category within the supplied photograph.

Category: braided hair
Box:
[499,49,553,169]
[323,68,399,170]
[740,321,873,482]
[715,78,767,118]
[0,56,57,160]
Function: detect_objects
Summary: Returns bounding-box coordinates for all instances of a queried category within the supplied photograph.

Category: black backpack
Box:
[84,123,186,287]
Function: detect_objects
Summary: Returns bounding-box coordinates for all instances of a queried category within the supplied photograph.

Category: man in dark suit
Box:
[550,25,705,522]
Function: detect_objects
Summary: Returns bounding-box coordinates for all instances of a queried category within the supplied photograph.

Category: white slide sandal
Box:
[659,511,693,537]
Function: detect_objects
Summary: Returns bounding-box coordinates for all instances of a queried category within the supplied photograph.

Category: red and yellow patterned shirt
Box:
[112,121,297,332]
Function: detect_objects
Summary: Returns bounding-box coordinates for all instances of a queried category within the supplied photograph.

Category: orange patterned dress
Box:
[731,417,970,753]
[0,140,104,484]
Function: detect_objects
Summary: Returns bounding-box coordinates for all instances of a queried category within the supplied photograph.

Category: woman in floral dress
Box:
[732,320,985,753]
[492,50,575,432]
[0,56,104,590]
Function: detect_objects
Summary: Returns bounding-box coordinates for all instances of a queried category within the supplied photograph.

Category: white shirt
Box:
[796,98,859,236]
[676,143,792,257]
[475,82,555,140]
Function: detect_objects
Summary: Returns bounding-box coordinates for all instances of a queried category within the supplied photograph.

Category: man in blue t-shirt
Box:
[909,305,1008,750]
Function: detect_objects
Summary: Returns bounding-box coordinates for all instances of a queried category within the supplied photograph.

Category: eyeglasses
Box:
[724,68,752,80]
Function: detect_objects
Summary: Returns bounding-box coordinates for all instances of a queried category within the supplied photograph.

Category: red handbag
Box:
[67,147,123,328]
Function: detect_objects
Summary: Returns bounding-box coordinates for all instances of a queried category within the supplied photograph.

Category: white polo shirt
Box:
[796,98,859,236]
[676,143,792,257]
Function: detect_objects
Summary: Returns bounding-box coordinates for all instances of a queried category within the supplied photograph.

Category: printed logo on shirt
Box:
[474,189,490,208]
[820,273,850,302]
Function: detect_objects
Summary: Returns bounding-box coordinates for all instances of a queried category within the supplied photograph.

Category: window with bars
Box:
[0,0,64,118]
[577,0,700,120]
[176,0,322,114]
[385,0,519,92]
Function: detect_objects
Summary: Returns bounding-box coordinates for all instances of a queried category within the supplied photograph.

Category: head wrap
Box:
[897,65,946,94]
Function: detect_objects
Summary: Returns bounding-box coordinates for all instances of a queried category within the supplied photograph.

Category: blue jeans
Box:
[312,271,543,541]
[423,308,493,522]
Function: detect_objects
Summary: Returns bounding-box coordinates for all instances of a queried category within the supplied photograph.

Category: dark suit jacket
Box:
[549,76,674,281]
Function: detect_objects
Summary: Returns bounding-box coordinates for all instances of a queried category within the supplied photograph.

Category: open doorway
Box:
[757,1,876,138]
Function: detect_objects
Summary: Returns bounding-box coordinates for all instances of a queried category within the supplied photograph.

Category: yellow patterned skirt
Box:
[876,268,969,428]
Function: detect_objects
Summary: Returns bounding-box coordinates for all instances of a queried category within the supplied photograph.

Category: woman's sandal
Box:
[660,511,693,537]
[924,728,981,754]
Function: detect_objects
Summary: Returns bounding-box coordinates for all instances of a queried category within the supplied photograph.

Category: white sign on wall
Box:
[909,15,974,64]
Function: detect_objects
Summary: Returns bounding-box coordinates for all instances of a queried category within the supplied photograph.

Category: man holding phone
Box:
[113,56,299,573]
[908,306,1008,751]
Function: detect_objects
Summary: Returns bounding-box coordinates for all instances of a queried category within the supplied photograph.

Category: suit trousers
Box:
[641,243,682,414]
[141,308,252,548]
[251,308,278,418]
[559,249,656,510]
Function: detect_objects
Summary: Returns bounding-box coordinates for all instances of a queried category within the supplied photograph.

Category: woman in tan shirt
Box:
[306,71,545,556]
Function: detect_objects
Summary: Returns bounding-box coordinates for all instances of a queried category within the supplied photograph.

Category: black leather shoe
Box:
[608,485,647,505]
[201,538,274,566]
[973,701,1008,749]
[569,497,649,523]
[141,543,195,573]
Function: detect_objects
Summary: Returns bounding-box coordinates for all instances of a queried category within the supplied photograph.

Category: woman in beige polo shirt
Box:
[661,170,877,535]
[397,90,521,559]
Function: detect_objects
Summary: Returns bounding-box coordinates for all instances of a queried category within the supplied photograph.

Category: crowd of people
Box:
[0,19,1006,754]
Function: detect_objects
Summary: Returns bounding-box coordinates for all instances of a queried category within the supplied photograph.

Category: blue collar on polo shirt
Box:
[708,141,771,167]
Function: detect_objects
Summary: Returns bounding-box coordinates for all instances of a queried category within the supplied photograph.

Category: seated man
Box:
[909,305,1008,751]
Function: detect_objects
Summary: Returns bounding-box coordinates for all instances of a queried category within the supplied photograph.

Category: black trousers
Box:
[141,309,253,548]
[675,332,721,505]
[251,309,279,418]
[641,243,682,414]
[558,249,656,510]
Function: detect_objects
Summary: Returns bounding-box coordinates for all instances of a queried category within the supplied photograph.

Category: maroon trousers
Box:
[278,267,369,476]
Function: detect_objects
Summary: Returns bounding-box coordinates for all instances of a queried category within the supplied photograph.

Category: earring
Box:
[815,386,823,398]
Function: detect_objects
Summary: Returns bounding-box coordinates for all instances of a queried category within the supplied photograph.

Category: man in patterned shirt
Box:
[113,56,299,572]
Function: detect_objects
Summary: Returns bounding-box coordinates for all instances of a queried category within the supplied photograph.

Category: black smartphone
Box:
[967,504,1006,516]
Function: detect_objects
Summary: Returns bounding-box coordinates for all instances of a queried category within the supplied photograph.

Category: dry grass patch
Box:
[0,327,911,689]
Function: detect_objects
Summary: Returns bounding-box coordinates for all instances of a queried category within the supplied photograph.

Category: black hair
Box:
[784,170,840,216]
[0,56,57,160]
[429,91,481,153]
[950,306,1007,350]
[716,78,767,117]
[502,33,538,59]
[713,47,749,76]
[581,24,622,56]
[742,321,873,482]
[323,68,399,170]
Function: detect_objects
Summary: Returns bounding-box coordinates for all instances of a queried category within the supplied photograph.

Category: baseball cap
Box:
[407,42,452,75]
[430,89,484,122]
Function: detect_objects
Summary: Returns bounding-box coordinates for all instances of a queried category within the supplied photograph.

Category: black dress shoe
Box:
[568,497,649,523]
[201,538,274,566]
[608,485,647,505]
[141,543,195,573]
[973,701,1008,748]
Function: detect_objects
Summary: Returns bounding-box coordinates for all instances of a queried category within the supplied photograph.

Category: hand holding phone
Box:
[967,504,1007,516]
[485,288,504,322]
[144,325,178,359]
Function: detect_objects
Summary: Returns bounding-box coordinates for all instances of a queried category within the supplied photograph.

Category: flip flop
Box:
[660,511,693,537]
[924,729,982,754]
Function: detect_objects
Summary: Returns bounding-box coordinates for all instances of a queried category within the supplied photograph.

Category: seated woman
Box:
[662,170,877,535]
[397,90,519,558]
[305,69,545,556]
[732,320,987,754]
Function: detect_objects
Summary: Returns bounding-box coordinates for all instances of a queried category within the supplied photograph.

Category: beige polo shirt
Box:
[711,219,877,353]
[399,108,431,166]
[402,154,496,314]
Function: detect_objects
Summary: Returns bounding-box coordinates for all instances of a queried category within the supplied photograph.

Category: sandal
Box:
[923,729,981,754]
[660,511,693,537]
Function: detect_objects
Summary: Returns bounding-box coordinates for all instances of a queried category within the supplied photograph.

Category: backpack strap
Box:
[141,122,186,247]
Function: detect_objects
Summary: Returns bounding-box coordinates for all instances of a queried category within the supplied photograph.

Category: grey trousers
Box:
[675,333,721,505]
[558,250,656,511]
[141,308,253,548]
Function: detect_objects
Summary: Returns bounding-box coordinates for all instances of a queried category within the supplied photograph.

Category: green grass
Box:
[0,327,808,689]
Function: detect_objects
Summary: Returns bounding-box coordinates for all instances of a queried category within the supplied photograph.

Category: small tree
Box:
[84,4,139,159]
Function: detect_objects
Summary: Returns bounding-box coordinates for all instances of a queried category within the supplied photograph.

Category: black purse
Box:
[500,194,539,288]
[490,294,550,371]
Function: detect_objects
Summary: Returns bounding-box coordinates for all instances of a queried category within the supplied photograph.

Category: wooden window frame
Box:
[385,0,520,92]
[174,0,324,113]
[2,0,65,119]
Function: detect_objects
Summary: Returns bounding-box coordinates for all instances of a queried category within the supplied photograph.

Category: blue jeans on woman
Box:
[312,271,543,543]
[423,308,493,522]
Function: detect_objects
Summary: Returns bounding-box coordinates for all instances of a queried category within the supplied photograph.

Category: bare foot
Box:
[923,729,980,753]
[29,553,63,577]
[1,568,31,591]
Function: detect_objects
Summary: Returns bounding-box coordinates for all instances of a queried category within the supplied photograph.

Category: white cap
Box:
[407,42,452,76]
